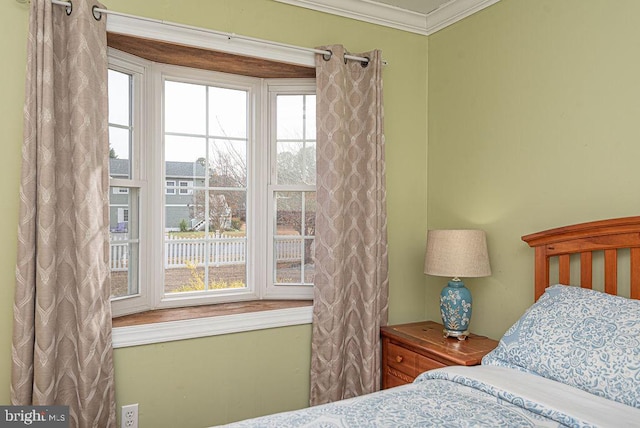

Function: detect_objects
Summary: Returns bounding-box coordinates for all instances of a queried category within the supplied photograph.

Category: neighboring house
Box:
[163,161,208,231]
[109,158,132,233]
[109,158,209,232]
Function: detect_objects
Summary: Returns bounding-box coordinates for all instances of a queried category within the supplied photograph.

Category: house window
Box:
[165,180,176,195]
[118,208,129,223]
[108,48,316,316]
[178,181,192,195]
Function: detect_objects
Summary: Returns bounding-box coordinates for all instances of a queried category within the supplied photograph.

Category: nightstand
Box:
[380,320,499,389]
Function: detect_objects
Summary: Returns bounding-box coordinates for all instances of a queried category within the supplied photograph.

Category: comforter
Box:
[216,365,640,427]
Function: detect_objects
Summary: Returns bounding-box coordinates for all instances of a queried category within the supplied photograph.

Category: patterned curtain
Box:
[310,45,389,405]
[12,0,116,426]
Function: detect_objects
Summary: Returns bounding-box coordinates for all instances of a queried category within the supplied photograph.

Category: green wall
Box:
[0,1,427,426]
[427,0,640,339]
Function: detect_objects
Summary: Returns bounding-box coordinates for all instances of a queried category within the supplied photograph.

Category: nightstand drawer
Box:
[417,354,446,372]
[384,365,416,387]
[386,342,419,377]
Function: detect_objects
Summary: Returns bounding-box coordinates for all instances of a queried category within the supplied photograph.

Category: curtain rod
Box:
[35,0,387,66]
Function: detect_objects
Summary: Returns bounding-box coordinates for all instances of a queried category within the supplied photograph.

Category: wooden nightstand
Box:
[380,320,499,389]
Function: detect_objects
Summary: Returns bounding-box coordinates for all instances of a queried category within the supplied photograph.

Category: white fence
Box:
[110,237,129,271]
[110,233,309,271]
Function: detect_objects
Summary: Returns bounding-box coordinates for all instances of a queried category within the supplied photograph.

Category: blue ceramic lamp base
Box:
[439,278,472,341]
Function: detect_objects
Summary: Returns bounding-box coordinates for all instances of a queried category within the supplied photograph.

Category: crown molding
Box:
[275,0,426,34]
[273,0,500,35]
[425,0,500,35]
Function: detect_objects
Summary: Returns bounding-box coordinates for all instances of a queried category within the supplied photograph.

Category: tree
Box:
[189,141,246,232]
[276,145,315,185]
[275,144,317,264]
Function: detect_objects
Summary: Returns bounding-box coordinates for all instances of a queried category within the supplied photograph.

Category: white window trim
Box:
[108,16,316,343]
[106,16,316,68]
[108,55,150,317]
[265,82,317,299]
[153,63,264,309]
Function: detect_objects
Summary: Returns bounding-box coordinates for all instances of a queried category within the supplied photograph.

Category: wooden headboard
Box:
[522,216,640,301]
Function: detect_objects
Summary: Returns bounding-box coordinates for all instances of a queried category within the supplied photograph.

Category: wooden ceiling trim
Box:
[107,32,316,79]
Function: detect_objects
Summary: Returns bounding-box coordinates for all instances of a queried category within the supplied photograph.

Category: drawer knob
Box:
[395,355,403,363]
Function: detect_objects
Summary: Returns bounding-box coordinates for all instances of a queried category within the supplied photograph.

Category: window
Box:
[178,181,193,195]
[108,58,143,305]
[267,87,317,299]
[108,49,316,316]
[165,180,176,195]
[117,208,129,223]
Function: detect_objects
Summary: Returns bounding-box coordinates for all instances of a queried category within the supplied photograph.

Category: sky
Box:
[108,69,315,175]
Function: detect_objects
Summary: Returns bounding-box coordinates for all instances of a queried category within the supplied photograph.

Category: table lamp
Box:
[424,229,491,340]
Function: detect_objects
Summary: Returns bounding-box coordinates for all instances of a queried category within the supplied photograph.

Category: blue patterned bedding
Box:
[483,285,640,409]
[217,365,640,427]
[216,286,640,427]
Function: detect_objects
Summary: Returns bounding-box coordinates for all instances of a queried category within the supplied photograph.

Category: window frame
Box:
[152,63,263,309]
[108,50,150,317]
[105,15,318,345]
[109,52,316,316]
[265,82,317,299]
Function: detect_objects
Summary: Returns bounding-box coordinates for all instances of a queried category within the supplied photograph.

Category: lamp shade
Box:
[424,229,491,278]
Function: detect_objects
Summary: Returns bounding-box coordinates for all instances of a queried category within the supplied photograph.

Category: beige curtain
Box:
[12,0,115,426]
[310,45,389,405]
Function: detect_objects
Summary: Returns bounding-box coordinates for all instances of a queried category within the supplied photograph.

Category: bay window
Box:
[108,48,316,317]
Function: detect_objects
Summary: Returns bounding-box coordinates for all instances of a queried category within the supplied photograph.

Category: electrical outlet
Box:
[121,404,138,428]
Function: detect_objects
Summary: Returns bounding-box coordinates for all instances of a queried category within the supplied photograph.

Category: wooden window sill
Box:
[111,300,314,348]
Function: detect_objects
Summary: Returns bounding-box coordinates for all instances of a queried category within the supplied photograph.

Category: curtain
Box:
[12,0,116,426]
[310,45,389,405]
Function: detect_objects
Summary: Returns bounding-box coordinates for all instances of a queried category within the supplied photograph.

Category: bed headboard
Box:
[522,216,640,301]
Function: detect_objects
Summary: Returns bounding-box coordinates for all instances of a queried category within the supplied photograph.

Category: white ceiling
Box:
[274,0,500,35]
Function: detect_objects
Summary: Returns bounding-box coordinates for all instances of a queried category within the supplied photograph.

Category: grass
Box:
[169,260,246,292]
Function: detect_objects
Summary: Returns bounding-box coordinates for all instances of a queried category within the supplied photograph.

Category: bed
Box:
[217,216,640,427]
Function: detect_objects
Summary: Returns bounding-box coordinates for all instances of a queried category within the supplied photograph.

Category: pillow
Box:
[482,284,640,408]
